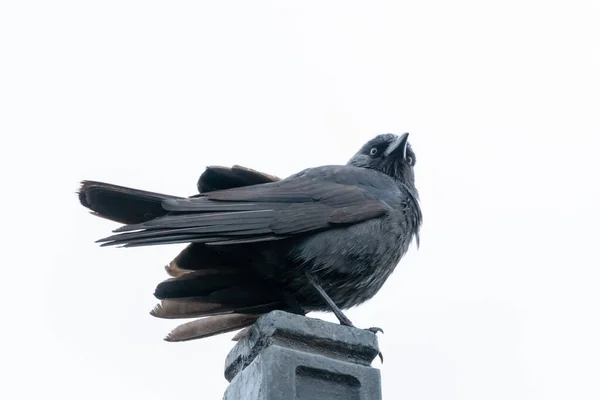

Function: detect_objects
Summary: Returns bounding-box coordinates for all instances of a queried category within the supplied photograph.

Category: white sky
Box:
[1,1,599,399]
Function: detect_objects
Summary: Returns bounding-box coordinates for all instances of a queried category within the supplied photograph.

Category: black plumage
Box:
[78,133,422,341]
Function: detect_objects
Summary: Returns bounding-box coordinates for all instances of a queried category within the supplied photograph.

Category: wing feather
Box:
[100,167,391,247]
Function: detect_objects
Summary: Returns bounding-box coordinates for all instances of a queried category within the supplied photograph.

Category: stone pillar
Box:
[223,310,382,400]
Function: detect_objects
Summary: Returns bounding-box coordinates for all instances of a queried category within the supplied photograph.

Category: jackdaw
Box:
[78,133,422,342]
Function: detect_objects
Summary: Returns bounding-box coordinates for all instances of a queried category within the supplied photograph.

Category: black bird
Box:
[78,133,422,342]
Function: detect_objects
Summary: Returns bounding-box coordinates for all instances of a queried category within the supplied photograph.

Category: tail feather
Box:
[231,326,252,341]
[164,314,260,342]
[151,298,283,319]
[165,244,236,272]
[78,169,285,343]
[197,165,280,193]
[150,298,229,319]
[78,180,182,225]
[154,271,247,300]
[164,261,192,278]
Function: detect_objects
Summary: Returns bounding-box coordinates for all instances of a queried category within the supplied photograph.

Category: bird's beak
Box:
[383,132,409,160]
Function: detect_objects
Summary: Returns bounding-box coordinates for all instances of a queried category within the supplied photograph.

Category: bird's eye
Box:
[406,156,413,165]
[369,147,378,156]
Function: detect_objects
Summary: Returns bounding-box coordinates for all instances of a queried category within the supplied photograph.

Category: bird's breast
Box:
[287,213,416,310]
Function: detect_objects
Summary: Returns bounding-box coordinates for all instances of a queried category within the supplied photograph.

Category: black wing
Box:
[197,165,280,193]
[98,167,390,247]
[79,166,280,224]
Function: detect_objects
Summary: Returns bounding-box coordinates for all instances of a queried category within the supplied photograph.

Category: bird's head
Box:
[348,133,417,186]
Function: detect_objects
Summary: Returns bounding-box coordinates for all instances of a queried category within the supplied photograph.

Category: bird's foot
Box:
[338,314,356,327]
[334,314,382,335]
[341,323,384,363]
[362,327,384,363]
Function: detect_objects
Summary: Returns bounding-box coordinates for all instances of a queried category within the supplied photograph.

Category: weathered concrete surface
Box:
[223,311,382,400]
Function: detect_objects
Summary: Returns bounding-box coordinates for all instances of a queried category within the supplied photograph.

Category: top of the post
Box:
[224,310,380,382]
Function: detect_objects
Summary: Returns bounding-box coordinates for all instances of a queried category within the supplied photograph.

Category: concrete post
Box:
[223,310,382,400]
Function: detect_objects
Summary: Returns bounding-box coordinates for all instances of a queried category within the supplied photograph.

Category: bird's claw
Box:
[364,326,384,334]
[363,327,384,363]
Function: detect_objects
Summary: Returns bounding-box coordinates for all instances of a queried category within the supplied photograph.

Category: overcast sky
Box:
[2,1,599,399]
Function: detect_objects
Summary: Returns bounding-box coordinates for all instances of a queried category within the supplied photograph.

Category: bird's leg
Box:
[305,272,384,363]
[305,272,384,333]
[305,272,355,326]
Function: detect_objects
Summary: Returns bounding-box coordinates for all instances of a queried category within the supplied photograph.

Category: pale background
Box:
[1,1,599,399]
